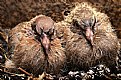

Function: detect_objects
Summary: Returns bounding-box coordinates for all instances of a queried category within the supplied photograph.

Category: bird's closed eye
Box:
[72,19,82,29]
[36,25,43,36]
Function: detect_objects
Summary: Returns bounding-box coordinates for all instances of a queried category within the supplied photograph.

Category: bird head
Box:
[73,16,96,45]
[35,16,55,53]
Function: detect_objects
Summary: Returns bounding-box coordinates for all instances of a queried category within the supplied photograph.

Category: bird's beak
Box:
[86,27,93,45]
[41,33,50,53]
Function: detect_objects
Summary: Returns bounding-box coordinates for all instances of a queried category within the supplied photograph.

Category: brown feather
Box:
[64,2,120,71]
[7,15,66,76]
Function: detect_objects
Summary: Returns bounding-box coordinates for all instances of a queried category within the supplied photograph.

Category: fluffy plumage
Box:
[7,15,66,76]
[63,2,120,71]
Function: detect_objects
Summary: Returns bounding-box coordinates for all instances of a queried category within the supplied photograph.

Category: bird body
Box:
[7,15,66,76]
[63,2,120,71]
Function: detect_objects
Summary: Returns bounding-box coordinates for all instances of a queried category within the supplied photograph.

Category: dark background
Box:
[0,0,121,38]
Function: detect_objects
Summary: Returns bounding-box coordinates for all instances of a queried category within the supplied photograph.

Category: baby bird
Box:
[7,15,66,76]
[64,2,120,72]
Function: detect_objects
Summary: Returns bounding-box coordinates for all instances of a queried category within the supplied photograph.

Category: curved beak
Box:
[86,27,94,45]
[40,33,50,53]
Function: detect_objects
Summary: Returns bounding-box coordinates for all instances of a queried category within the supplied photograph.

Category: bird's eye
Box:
[79,19,88,30]
[73,19,81,29]
[36,25,43,35]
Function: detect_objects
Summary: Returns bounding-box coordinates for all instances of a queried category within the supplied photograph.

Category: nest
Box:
[0,0,121,80]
